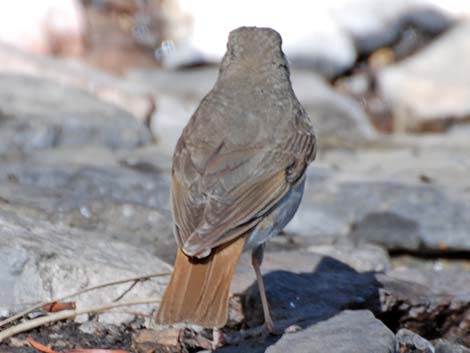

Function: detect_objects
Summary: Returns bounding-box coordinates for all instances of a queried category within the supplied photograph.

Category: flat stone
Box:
[290,71,377,149]
[0,44,154,122]
[307,244,390,272]
[396,328,434,353]
[0,209,171,325]
[0,75,151,154]
[0,147,175,263]
[286,141,470,253]
[233,245,390,294]
[265,310,395,353]
[388,266,470,297]
[434,339,470,353]
[229,248,470,351]
[235,252,382,329]
[378,22,470,132]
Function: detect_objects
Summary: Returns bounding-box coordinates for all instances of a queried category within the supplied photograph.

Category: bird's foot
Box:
[263,320,276,336]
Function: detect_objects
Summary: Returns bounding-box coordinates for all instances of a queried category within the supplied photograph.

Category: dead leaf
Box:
[42,302,76,313]
[27,338,60,353]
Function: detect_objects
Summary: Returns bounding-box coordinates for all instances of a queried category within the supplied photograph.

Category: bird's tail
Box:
[155,235,246,328]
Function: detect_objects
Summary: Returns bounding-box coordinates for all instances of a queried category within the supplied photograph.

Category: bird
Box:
[155,26,316,334]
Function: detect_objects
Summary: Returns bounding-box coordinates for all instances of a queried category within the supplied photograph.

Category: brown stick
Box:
[0,298,161,342]
[0,271,170,328]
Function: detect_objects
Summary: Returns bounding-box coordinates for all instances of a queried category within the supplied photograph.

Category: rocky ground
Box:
[0,2,470,353]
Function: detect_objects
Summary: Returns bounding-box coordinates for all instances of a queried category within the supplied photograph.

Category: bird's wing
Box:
[171,111,315,256]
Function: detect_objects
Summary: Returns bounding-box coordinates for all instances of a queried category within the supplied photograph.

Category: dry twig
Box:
[0,271,169,328]
[0,298,161,342]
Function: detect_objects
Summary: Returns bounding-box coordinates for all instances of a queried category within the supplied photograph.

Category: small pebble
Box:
[284,325,302,334]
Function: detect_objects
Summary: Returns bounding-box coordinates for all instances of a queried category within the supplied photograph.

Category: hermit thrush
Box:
[156,26,316,333]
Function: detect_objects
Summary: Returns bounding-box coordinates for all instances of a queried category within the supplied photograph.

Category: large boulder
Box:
[266,310,396,353]
[378,22,470,132]
[287,136,470,253]
[0,44,154,122]
[0,147,174,262]
[0,75,151,154]
[0,209,171,324]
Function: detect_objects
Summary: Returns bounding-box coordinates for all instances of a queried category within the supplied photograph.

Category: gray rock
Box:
[377,273,470,346]
[396,328,434,353]
[78,321,109,335]
[149,93,199,156]
[378,22,470,132]
[0,209,171,325]
[0,74,151,154]
[291,71,377,149]
[334,0,453,55]
[237,253,382,329]
[286,143,470,253]
[434,339,470,353]
[265,310,396,353]
[230,248,470,351]
[307,243,390,272]
[0,147,175,262]
[232,247,389,294]
[0,44,154,122]
[126,67,218,100]
[388,267,470,297]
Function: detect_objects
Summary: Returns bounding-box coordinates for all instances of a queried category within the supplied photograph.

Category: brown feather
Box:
[182,169,289,255]
[156,235,246,328]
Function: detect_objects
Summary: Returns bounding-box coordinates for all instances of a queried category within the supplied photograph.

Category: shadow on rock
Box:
[219,256,384,352]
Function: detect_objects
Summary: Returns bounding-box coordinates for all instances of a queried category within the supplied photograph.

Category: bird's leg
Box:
[251,244,274,334]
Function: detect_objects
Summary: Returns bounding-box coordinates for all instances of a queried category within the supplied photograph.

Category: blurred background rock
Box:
[0,1,469,352]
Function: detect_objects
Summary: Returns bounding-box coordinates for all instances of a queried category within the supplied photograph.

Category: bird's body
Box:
[156,27,316,331]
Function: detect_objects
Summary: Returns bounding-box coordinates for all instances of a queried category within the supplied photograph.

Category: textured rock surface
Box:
[378,22,470,132]
[0,147,174,262]
[307,244,390,272]
[287,140,470,253]
[233,246,390,294]
[0,74,151,154]
[434,339,470,353]
[237,254,382,329]
[0,44,154,121]
[0,209,171,324]
[388,267,470,296]
[396,328,434,353]
[376,273,470,346]
[265,310,396,353]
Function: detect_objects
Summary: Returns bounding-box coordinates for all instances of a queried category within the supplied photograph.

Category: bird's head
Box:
[220,27,288,74]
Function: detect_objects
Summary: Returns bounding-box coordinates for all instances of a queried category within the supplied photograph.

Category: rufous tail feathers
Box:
[155,235,246,328]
